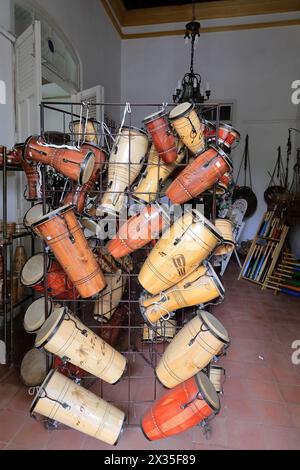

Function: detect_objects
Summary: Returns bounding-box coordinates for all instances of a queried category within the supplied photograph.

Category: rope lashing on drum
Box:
[101,122,115,152]
[63,310,88,337]
[119,102,132,132]
[38,388,71,410]
[185,116,197,139]
[188,322,210,347]
[57,214,75,244]
[181,391,202,410]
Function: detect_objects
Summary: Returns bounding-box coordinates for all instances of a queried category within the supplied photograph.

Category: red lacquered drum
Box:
[0,143,23,166]
[21,253,79,300]
[23,297,53,333]
[62,143,107,213]
[217,123,240,149]
[107,203,170,259]
[141,371,220,441]
[31,204,106,298]
[202,119,216,141]
[166,146,233,204]
[23,203,52,230]
[21,154,42,201]
[24,135,95,185]
[143,110,177,163]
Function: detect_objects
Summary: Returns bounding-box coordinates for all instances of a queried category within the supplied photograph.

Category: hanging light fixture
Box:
[173,0,211,104]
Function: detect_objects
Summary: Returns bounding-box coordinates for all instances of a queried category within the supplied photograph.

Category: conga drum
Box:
[23,203,52,230]
[69,119,100,144]
[166,146,233,204]
[142,319,177,343]
[138,209,223,295]
[141,371,220,440]
[31,204,106,298]
[214,219,235,256]
[23,297,53,333]
[107,203,170,259]
[97,127,148,215]
[140,262,225,325]
[169,102,205,154]
[24,135,95,185]
[35,305,127,384]
[143,110,177,163]
[21,253,79,300]
[93,270,126,323]
[209,365,225,394]
[133,141,185,204]
[20,348,49,386]
[21,157,42,202]
[156,310,229,388]
[30,370,125,445]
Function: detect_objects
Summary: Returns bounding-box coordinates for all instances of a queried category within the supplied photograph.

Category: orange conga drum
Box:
[24,135,95,185]
[31,204,106,298]
[21,253,79,300]
[143,109,177,163]
[141,372,220,440]
[21,155,42,202]
[107,203,170,259]
[166,146,233,204]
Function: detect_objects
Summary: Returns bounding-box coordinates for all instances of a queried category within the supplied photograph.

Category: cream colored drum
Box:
[156,311,230,389]
[20,348,48,386]
[69,119,99,144]
[138,209,223,295]
[169,102,205,154]
[209,365,225,394]
[140,262,225,325]
[23,202,52,230]
[133,140,185,204]
[214,219,235,255]
[23,297,53,333]
[142,319,177,343]
[35,305,127,384]
[94,270,126,323]
[30,370,125,445]
[97,127,149,215]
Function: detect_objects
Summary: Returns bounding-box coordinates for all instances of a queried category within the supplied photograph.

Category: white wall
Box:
[121,26,300,240]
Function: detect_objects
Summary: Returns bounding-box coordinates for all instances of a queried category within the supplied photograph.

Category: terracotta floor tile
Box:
[11,417,51,448]
[193,416,228,447]
[262,425,300,450]
[278,384,300,405]
[287,404,300,428]
[226,418,265,450]
[254,400,291,426]
[0,442,7,450]
[0,410,27,443]
[223,397,260,422]
[46,429,86,450]
[246,379,283,402]
[0,383,21,410]
[6,387,32,413]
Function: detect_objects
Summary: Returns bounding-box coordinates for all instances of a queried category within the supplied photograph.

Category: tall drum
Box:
[138,209,223,295]
[31,204,106,298]
[143,109,177,163]
[94,270,126,323]
[21,156,42,202]
[23,203,52,230]
[214,218,235,255]
[156,310,229,388]
[35,305,127,384]
[140,262,225,325]
[30,370,125,446]
[142,372,220,440]
[97,127,148,215]
[169,102,205,154]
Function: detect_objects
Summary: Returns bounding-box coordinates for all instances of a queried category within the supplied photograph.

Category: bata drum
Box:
[141,372,220,440]
[30,370,125,445]
[169,102,205,154]
[31,204,106,298]
[107,203,169,259]
[20,348,48,386]
[214,219,235,256]
[97,127,148,215]
[209,365,225,394]
[23,297,53,333]
[138,209,223,295]
[21,157,42,202]
[35,305,127,384]
[142,319,177,343]
[143,109,177,163]
[69,119,100,144]
[94,270,126,323]
[140,262,225,325]
[156,310,230,388]
[21,253,79,300]
[23,203,52,230]
[166,146,233,204]
[24,135,95,185]
[133,141,185,204]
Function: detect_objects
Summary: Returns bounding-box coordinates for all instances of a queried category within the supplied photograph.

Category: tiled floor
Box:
[1,263,300,450]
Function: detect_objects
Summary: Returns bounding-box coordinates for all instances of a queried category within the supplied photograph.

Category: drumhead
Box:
[23,203,51,228]
[21,253,50,287]
[30,368,56,414]
[169,102,194,120]
[195,371,220,412]
[31,204,73,229]
[205,261,225,298]
[190,209,223,242]
[35,306,66,349]
[143,109,167,125]
[199,310,229,343]
[20,348,48,387]
[81,217,100,235]
[209,145,233,171]
[80,150,95,185]
[24,297,53,333]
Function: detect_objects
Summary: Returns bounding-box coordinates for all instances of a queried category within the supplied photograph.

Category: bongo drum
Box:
[216,123,240,149]
[140,262,225,325]
[31,204,106,298]
[169,102,205,154]
[23,203,52,230]
[35,305,127,384]
[166,146,233,204]
[214,219,235,256]
[93,270,126,323]
[21,253,79,300]
[69,119,99,144]
[20,348,48,386]
[21,156,42,202]
[209,365,225,394]
[30,370,125,445]
[133,141,185,204]
[97,127,148,215]
[202,119,216,142]
[138,209,223,295]
[143,110,177,163]
[24,135,95,185]
[107,203,170,259]
[215,172,232,194]
[142,319,177,343]
[141,371,220,440]
[23,297,53,333]
[156,310,229,388]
